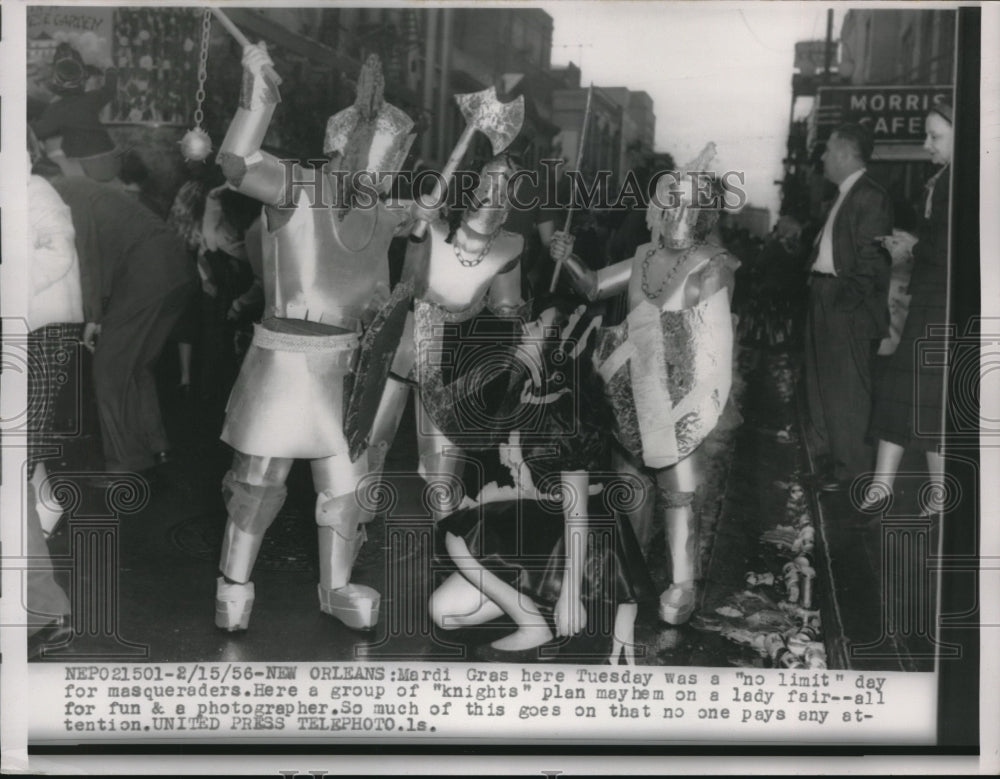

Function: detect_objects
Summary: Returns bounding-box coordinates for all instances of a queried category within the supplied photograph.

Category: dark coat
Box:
[870,168,950,450]
[49,176,195,323]
[810,172,894,339]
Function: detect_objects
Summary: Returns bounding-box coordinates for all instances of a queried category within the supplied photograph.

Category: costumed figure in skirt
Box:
[367,155,529,518]
[549,143,740,626]
[430,307,656,662]
[213,44,421,632]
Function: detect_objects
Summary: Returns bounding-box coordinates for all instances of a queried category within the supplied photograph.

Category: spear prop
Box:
[549,82,593,293]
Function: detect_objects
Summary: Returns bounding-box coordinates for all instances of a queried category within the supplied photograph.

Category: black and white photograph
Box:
[1,0,995,773]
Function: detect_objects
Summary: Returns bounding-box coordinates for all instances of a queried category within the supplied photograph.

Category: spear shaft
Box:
[550,83,594,293]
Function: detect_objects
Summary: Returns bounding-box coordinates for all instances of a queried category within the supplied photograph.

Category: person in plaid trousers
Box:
[25,140,80,655]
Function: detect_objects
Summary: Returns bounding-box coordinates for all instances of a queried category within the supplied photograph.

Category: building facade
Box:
[551,83,624,188]
[34,6,661,208]
[603,87,656,186]
[781,8,955,230]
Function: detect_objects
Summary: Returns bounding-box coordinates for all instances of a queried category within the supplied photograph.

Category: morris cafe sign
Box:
[815,85,954,144]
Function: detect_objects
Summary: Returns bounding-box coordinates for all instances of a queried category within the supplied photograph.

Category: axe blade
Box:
[455,87,526,156]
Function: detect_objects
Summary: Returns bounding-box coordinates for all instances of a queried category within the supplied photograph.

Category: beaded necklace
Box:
[640,241,697,300]
[452,225,500,267]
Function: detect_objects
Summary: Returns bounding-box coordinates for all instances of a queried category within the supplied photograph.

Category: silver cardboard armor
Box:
[219,199,414,459]
[593,287,733,469]
[261,197,395,330]
[406,154,527,444]
[650,142,718,250]
[218,53,415,460]
[221,325,358,459]
[324,54,415,194]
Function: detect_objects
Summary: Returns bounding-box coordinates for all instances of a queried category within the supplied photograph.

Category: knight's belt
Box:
[414,296,487,324]
[252,321,358,363]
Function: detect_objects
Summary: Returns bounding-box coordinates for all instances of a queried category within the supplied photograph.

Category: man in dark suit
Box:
[48,174,197,475]
[804,123,893,491]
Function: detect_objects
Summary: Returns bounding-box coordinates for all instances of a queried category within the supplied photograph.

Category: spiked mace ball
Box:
[180,127,213,162]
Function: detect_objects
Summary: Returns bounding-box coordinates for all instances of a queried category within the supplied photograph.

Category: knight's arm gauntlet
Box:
[218,59,286,205]
[592,258,632,300]
[559,255,630,302]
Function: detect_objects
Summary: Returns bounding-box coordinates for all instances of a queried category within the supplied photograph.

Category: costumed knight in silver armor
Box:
[213,44,420,632]
[367,155,529,518]
[549,143,740,626]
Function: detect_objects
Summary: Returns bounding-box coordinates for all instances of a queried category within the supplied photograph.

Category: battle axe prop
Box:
[411,87,524,239]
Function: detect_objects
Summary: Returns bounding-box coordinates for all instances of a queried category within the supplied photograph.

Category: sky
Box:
[542,1,845,221]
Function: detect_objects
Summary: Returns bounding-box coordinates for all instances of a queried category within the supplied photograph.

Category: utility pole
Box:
[421,9,439,165]
[823,8,834,85]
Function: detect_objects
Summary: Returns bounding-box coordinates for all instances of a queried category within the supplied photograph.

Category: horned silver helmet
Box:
[463,154,520,235]
[323,54,416,194]
[648,142,718,250]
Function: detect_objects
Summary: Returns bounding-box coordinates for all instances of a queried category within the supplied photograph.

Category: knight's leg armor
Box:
[366,312,416,476]
[366,374,411,476]
[215,453,292,631]
[415,399,466,520]
[312,455,380,630]
[612,448,657,549]
[659,489,698,625]
[418,450,466,521]
[656,455,701,625]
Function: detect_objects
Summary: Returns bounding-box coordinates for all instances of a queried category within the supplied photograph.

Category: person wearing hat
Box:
[32,43,120,182]
[862,100,954,515]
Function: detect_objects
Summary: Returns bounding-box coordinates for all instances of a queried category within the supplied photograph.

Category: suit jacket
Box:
[50,176,195,324]
[810,173,894,339]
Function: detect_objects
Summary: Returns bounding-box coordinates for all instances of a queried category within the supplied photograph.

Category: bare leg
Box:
[444,532,552,650]
[429,571,505,630]
[859,439,905,511]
